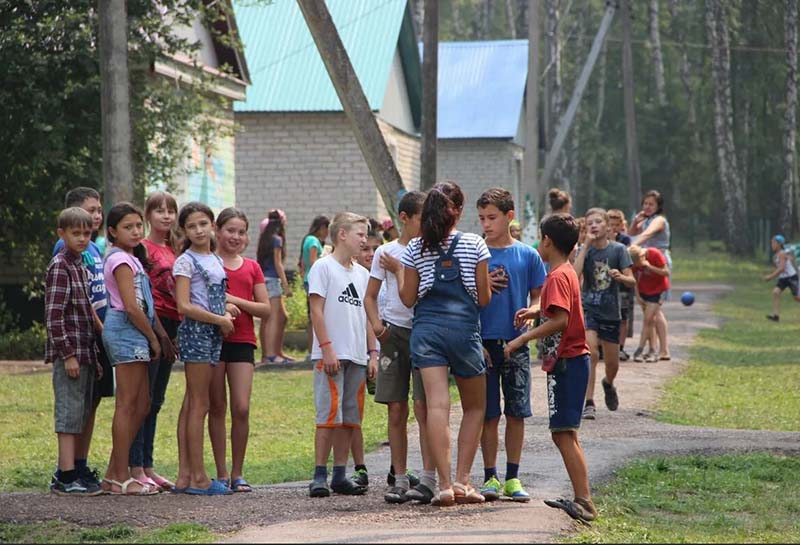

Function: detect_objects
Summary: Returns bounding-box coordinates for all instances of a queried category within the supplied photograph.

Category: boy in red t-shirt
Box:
[505,214,596,522]
[629,245,670,362]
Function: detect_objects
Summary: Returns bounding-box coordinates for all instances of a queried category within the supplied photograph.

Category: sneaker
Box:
[767,314,780,322]
[308,479,330,498]
[644,352,659,363]
[502,478,531,502]
[78,466,102,489]
[366,377,376,395]
[404,482,434,504]
[602,378,619,411]
[619,348,630,362]
[387,470,420,487]
[331,477,367,495]
[582,403,596,420]
[384,486,409,504]
[480,475,502,501]
[632,347,644,362]
[351,468,369,487]
[50,478,91,496]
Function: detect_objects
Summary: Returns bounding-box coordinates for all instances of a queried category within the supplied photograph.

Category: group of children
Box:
[47,188,268,496]
[45,181,674,523]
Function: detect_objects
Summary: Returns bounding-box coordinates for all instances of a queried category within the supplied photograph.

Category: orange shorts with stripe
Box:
[313,359,366,428]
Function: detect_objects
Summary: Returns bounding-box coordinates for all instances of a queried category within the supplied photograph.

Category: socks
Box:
[394,474,410,491]
[313,465,327,482]
[74,459,87,472]
[484,467,498,482]
[585,399,595,407]
[389,464,396,476]
[60,469,77,484]
[506,462,519,481]
[331,465,346,484]
[420,469,436,491]
[354,464,367,473]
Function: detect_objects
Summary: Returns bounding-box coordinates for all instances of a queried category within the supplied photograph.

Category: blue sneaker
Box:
[480,475,502,501]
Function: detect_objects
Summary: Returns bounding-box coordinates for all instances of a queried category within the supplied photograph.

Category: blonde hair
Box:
[584,207,609,223]
[58,207,93,230]
[330,212,369,242]
[607,209,625,221]
[628,244,645,261]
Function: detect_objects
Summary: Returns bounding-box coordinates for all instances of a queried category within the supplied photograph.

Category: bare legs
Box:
[209,362,255,483]
[585,330,619,401]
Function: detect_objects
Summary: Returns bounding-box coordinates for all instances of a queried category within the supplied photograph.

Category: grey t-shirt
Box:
[581,241,633,321]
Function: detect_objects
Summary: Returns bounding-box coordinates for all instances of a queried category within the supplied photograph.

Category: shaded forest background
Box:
[411,0,798,253]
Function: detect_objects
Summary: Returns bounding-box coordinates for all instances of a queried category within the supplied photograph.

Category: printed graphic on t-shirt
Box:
[338,283,362,307]
[592,260,612,292]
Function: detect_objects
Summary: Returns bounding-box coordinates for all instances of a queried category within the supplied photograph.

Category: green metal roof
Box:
[233,0,421,124]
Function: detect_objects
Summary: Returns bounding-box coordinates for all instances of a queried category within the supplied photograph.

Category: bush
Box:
[0,322,46,360]
[285,273,308,331]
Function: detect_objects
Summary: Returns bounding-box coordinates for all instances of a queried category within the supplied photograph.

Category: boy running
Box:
[476,189,546,502]
[504,213,597,522]
[764,234,800,321]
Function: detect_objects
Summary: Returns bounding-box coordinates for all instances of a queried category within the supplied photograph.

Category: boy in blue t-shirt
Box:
[51,187,110,491]
[476,188,547,502]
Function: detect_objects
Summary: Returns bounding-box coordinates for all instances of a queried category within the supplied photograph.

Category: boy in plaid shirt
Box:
[45,208,103,495]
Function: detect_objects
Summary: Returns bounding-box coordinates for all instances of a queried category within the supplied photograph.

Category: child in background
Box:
[573,208,635,420]
[764,234,800,322]
[476,188,547,503]
[299,216,331,359]
[365,191,433,504]
[504,213,597,523]
[173,202,235,496]
[509,220,522,241]
[628,245,671,362]
[308,212,378,498]
[209,208,271,493]
[101,202,165,496]
[129,191,180,492]
[46,208,103,496]
[52,187,112,490]
[400,181,492,507]
[607,209,634,362]
[382,218,399,243]
[257,209,294,364]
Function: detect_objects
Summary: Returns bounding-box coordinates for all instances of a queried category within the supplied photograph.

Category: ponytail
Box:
[420,181,464,253]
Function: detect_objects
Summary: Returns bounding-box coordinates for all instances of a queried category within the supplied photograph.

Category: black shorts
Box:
[641,291,667,304]
[94,337,115,399]
[219,342,255,364]
[777,275,800,296]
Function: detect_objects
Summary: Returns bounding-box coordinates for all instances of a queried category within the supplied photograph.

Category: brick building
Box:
[434,40,529,234]
[233,0,421,265]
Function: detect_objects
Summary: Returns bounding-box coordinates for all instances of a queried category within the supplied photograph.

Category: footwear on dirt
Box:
[619,348,630,361]
[50,478,94,496]
[632,347,644,362]
[404,482,434,504]
[308,479,330,498]
[384,486,410,504]
[544,497,597,523]
[480,475,502,501]
[331,477,367,495]
[582,402,596,420]
[387,469,420,487]
[602,378,619,411]
[503,478,531,502]
[351,468,369,487]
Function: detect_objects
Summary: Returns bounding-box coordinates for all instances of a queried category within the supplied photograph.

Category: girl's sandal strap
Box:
[453,482,485,504]
[431,488,455,507]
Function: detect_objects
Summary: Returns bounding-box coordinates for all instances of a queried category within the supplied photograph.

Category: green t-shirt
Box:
[302,235,323,284]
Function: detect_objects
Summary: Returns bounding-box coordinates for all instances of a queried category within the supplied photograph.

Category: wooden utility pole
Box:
[99,0,134,205]
[621,0,642,216]
[420,0,438,190]
[296,0,404,225]
[523,0,541,230]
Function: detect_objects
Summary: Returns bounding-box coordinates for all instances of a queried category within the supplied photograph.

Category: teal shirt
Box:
[302,235,323,284]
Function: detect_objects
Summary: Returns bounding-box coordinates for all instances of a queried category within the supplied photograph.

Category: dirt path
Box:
[2,283,799,543]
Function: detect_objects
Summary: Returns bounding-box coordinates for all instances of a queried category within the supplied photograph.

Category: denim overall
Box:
[102,249,156,365]
[177,253,226,364]
[410,233,486,377]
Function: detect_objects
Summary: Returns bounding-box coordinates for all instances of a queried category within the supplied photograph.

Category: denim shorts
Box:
[584,311,621,344]
[178,318,222,364]
[265,276,283,298]
[102,309,152,366]
[483,340,532,420]
[547,354,590,432]
[411,321,485,378]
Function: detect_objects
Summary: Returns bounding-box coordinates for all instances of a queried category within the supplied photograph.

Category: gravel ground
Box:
[2,282,799,543]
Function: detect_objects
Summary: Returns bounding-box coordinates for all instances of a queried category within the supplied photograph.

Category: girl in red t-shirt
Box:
[209,208,271,492]
[629,245,671,362]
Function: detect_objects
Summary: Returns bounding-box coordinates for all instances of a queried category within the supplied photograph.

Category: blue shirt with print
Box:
[479,241,547,340]
[53,239,107,321]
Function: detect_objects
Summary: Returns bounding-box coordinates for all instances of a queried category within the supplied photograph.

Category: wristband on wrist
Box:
[319,340,332,348]
[367,349,379,355]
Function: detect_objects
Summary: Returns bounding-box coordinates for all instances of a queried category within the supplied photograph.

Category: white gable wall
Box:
[378,50,416,135]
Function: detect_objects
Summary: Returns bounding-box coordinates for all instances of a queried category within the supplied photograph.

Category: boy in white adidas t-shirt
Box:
[308,212,379,498]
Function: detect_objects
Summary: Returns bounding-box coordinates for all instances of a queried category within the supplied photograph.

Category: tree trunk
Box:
[412,0,424,41]
[649,0,667,106]
[524,0,542,222]
[506,0,517,39]
[481,0,493,39]
[451,0,464,38]
[517,0,528,38]
[705,0,749,253]
[544,0,564,186]
[668,0,699,144]
[622,0,642,215]
[781,0,798,236]
[420,0,438,190]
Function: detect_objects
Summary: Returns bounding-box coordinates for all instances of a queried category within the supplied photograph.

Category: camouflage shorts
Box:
[483,340,532,420]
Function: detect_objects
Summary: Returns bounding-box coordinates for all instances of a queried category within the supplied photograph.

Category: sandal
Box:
[103,478,159,496]
[431,488,455,507]
[544,497,597,523]
[231,477,252,493]
[149,475,175,491]
[453,482,485,504]
[659,354,672,361]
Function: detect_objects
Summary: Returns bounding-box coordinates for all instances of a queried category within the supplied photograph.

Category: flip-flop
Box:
[170,486,187,494]
[431,488,455,507]
[659,355,672,361]
[453,482,485,504]
[544,498,595,523]
[185,479,233,496]
[150,475,175,491]
[231,477,252,493]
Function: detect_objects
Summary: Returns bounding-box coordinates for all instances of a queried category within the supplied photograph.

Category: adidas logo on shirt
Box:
[338,283,362,307]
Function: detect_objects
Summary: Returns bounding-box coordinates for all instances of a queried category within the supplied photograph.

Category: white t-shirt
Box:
[308,255,370,365]
[370,241,413,329]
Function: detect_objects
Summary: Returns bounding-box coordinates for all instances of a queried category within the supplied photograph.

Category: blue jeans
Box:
[129,317,179,468]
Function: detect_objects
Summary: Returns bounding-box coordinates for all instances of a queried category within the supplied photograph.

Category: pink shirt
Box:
[103,250,145,311]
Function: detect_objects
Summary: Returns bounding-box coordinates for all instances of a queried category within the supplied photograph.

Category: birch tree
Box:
[649,0,667,106]
[505,0,517,38]
[782,0,798,235]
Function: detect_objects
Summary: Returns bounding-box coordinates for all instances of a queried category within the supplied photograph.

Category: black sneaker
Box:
[51,478,92,496]
[767,314,780,322]
[384,486,409,504]
[330,477,367,495]
[387,470,420,487]
[602,378,619,411]
[404,482,434,504]
[78,466,102,489]
[308,479,331,498]
[632,347,644,362]
[351,468,369,487]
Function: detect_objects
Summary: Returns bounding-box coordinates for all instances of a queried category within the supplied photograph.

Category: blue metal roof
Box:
[233,0,419,116]
[432,40,528,139]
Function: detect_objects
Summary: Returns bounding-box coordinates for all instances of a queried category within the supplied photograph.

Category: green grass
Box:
[0,522,214,544]
[566,453,800,543]
[656,246,800,431]
[0,369,389,491]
